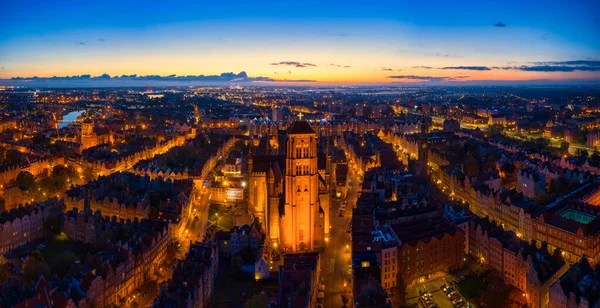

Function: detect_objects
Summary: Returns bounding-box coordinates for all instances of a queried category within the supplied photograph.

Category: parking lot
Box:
[407,260,486,308]
[418,282,469,308]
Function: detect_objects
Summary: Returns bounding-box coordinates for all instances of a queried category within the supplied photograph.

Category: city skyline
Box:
[1,0,600,85]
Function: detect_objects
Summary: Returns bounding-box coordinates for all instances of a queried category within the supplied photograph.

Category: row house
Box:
[65,172,194,222]
[454,164,600,265]
[517,168,546,199]
[0,199,63,253]
[12,215,173,308]
[77,137,183,176]
[215,218,263,257]
[469,218,568,308]
[278,252,321,308]
[394,214,465,286]
[0,156,52,187]
[64,207,102,244]
[154,241,219,308]
[70,218,172,308]
[549,255,600,308]
[132,166,190,181]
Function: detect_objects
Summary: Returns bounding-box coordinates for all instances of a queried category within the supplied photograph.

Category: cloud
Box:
[441,66,492,71]
[445,76,470,81]
[6,72,318,84]
[98,38,106,42]
[330,63,351,68]
[1,67,4,70]
[398,49,463,59]
[516,66,600,72]
[493,22,507,27]
[77,41,88,46]
[495,60,600,72]
[271,61,316,68]
[381,67,394,71]
[540,34,548,41]
[530,60,600,66]
[260,79,317,83]
[10,72,255,81]
[387,75,450,82]
[412,66,491,71]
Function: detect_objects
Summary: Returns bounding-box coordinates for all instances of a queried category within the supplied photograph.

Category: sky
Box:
[0,0,599,85]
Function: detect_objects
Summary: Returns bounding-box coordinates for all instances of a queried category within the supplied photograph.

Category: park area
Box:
[456,276,484,300]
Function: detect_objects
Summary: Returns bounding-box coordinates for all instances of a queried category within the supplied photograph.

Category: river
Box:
[59,110,85,128]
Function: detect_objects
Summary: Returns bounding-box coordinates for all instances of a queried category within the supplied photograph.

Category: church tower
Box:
[81,119,96,149]
[282,121,321,252]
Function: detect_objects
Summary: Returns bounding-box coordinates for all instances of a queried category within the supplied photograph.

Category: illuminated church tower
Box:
[248,120,329,253]
[81,119,96,149]
[281,121,323,252]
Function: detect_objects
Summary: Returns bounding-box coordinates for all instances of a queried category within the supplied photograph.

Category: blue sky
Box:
[1,0,599,84]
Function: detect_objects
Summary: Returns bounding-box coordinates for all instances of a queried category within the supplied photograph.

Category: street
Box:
[322,167,360,308]
[179,177,216,254]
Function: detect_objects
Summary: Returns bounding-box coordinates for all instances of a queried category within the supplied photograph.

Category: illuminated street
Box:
[323,167,359,308]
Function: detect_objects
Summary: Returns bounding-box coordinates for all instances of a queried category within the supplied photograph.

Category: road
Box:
[128,168,219,307]
[322,167,360,308]
[178,178,214,255]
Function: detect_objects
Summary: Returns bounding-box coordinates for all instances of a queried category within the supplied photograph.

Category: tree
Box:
[574,129,588,144]
[0,256,8,283]
[463,156,480,177]
[15,171,37,191]
[229,254,244,277]
[245,294,268,308]
[39,165,78,196]
[214,294,230,308]
[50,251,77,277]
[559,141,570,155]
[488,124,504,136]
[341,294,350,308]
[549,176,569,195]
[392,275,407,307]
[95,230,114,251]
[578,149,589,158]
[23,250,50,284]
[83,167,96,182]
[43,214,62,238]
[534,192,552,205]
